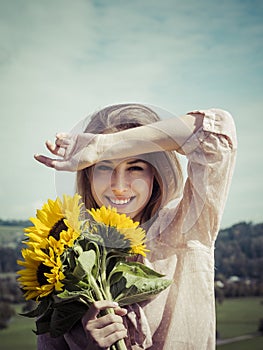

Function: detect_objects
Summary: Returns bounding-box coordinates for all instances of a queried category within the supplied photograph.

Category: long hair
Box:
[76,103,183,224]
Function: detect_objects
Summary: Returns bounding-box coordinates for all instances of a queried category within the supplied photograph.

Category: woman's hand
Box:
[34,132,104,171]
[81,300,128,350]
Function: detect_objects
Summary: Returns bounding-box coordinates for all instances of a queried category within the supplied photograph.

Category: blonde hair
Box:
[77,103,183,224]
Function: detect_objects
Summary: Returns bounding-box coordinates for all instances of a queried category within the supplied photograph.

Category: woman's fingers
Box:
[34,154,57,168]
[56,132,70,139]
[92,324,127,349]
[85,317,127,349]
[81,301,128,348]
[103,328,128,348]
[44,133,71,156]
[87,313,124,332]
[34,154,79,171]
[113,307,128,317]
[46,139,69,156]
[82,300,119,322]
[54,134,71,148]
[35,132,102,172]
[34,155,78,172]
[34,134,72,168]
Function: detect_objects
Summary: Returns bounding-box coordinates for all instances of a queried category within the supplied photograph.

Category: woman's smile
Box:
[106,196,135,205]
[91,158,154,219]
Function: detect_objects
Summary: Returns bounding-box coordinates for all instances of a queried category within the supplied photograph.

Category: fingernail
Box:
[112,302,119,307]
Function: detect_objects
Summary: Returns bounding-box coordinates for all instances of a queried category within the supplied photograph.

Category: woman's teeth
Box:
[109,198,131,205]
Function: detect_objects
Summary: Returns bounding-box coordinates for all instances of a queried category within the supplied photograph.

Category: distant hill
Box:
[215,221,263,280]
[0,219,31,227]
[0,219,262,283]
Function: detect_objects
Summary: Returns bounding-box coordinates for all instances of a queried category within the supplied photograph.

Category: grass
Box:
[0,298,262,349]
[216,297,263,349]
[217,336,263,350]
[0,305,36,350]
[216,297,263,338]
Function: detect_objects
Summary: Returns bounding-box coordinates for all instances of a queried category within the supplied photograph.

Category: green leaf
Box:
[86,241,101,278]
[49,301,88,337]
[35,296,91,337]
[105,253,129,280]
[73,250,96,279]
[56,290,94,304]
[75,239,102,278]
[35,307,54,335]
[115,278,172,306]
[109,271,123,285]
[109,261,172,306]
[72,244,83,256]
[109,261,165,282]
[20,298,51,318]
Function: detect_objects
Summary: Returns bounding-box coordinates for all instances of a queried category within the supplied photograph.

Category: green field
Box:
[218,337,263,350]
[0,305,36,350]
[0,298,262,349]
[216,297,263,349]
[216,297,263,337]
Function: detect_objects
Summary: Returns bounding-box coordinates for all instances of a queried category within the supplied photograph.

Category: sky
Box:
[0,0,262,228]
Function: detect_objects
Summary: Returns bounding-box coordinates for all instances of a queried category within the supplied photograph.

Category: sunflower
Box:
[24,194,82,250]
[88,206,139,229]
[88,206,149,257]
[17,247,65,300]
[120,227,149,257]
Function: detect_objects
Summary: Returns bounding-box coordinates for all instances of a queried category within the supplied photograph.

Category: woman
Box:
[35,103,237,349]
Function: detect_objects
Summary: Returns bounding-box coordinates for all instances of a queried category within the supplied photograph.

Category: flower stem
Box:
[89,274,105,301]
[89,249,127,350]
[101,247,112,300]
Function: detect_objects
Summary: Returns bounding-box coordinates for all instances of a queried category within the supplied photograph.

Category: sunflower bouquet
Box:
[17,194,171,350]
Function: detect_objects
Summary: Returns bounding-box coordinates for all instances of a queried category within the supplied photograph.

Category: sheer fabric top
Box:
[37,108,237,350]
[133,108,237,349]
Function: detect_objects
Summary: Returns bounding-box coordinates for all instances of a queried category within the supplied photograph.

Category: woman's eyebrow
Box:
[98,159,148,165]
[126,159,148,165]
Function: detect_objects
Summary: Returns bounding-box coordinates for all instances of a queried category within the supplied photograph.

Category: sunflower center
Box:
[49,218,68,240]
[37,263,52,286]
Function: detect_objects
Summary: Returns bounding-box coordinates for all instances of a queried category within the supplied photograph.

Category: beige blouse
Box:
[38,108,237,350]
[124,108,237,350]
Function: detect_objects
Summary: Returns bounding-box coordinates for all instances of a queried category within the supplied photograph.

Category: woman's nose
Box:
[111,170,129,193]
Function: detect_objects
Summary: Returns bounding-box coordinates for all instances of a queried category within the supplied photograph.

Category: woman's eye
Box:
[128,166,144,171]
[96,165,112,171]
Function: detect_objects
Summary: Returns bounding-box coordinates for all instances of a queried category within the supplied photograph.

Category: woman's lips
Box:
[106,196,134,205]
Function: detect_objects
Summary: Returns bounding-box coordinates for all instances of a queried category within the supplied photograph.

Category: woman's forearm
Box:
[100,113,204,160]
[34,112,204,171]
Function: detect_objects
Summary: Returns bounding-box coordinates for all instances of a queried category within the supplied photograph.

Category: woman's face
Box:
[90,158,154,220]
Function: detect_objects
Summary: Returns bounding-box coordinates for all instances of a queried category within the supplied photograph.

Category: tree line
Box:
[1,219,262,276]
[215,221,263,300]
[0,219,31,227]
[215,221,263,278]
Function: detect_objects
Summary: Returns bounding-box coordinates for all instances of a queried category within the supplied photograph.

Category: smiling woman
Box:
[35,103,237,350]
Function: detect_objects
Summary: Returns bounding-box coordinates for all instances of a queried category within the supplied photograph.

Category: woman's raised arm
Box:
[35,113,204,172]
